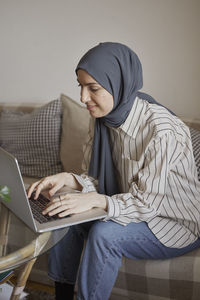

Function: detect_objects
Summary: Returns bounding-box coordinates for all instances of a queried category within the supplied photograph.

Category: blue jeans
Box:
[48,220,200,300]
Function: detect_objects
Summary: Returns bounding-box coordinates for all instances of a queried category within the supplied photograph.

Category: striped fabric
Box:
[77,97,200,249]
[190,127,200,181]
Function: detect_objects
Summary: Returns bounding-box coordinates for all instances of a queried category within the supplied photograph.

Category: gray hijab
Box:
[76,42,174,196]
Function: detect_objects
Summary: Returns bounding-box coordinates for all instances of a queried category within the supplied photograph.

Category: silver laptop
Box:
[0,147,107,232]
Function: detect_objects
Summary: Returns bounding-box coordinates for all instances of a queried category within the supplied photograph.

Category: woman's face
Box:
[77,69,114,118]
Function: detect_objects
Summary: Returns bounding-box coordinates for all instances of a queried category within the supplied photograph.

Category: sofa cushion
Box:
[189,127,200,181]
[60,94,90,174]
[0,99,63,178]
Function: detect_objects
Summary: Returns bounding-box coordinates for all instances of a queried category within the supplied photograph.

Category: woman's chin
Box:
[90,110,101,118]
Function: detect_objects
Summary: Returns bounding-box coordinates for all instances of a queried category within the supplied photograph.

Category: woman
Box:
[28,42,200,300]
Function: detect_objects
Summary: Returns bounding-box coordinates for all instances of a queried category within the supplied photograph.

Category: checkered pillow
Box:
[0,99,63,178]
[189,127,200,181]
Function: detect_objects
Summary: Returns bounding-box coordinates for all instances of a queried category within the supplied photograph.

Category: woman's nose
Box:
[80,88,90,104]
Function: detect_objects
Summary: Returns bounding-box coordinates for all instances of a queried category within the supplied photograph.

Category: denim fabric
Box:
[48,220,200,300]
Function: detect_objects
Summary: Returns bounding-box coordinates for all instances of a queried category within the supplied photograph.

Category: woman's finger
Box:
[43,201,72,216]
[34,180,49,199]
[42,195,69,214]
[48,182,64,197]
[58,209,73,217]
[27,180,41,198]
[49,205,70,216]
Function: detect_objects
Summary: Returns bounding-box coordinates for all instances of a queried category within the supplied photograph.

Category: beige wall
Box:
[0,0,199,119]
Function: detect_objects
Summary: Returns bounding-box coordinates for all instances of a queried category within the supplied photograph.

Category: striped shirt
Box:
[74,97,200,248]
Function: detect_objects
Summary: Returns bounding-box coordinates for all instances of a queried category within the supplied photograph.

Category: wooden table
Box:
[0,202,68,299]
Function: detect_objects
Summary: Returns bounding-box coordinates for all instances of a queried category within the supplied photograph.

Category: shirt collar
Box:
[119,97,143,138]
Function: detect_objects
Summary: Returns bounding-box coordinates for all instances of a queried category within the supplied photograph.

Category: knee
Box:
[88,221,115,247]
[86,221,122,260]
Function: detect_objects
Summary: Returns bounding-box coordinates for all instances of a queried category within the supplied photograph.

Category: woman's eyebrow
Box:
[85,82,99,86]
[77,80,99,86]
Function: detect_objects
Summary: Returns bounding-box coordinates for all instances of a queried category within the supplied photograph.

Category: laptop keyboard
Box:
[29,193,62,224]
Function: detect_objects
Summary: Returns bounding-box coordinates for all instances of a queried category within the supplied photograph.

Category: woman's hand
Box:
[27,172,81,199]
[42,192,107,217]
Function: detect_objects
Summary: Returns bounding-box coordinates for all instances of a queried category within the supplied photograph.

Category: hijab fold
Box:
[76,42,174,196]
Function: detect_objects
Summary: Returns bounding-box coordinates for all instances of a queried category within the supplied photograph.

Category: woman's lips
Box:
[87,105,97,111]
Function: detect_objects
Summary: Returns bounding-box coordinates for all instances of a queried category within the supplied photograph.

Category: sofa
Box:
[0,94,200,300]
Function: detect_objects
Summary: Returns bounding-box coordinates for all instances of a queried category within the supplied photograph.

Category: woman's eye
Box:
[90,87,99,92]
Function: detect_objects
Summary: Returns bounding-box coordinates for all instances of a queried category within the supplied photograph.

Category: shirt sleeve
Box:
[105,132,184,225]
[73,118,98,193]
